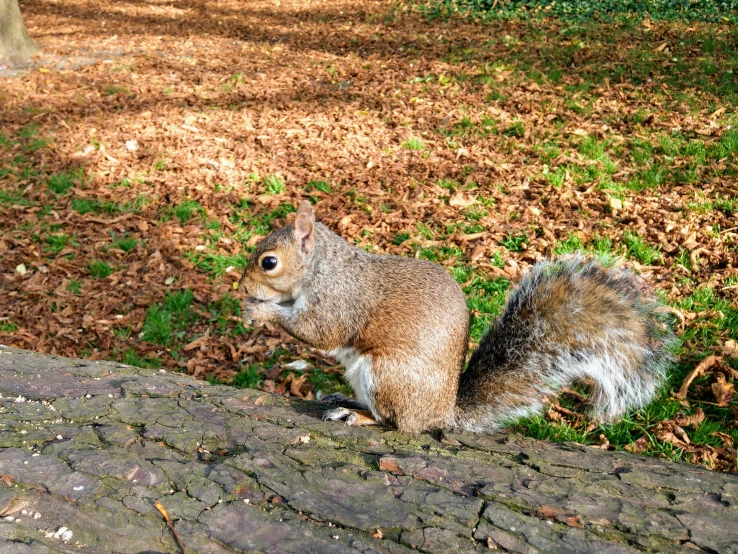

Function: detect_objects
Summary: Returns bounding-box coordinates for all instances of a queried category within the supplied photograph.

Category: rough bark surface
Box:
[0,346,735,553]
[0,0,39,66]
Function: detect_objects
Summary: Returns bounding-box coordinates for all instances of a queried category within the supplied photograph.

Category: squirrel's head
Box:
[239,200,316,302]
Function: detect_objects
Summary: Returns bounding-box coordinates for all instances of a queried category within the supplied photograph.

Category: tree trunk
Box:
[0,346,736,553]
[0,0,38,67]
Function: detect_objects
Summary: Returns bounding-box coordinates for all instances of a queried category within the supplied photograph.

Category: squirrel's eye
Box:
[261,256,278,271]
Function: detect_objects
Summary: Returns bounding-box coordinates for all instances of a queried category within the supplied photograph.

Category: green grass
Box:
[541,165,566,187]
[393,231,411,245]
[421,0,738,23]
[553,234,584,255]
[186,252,249,278]
[263,174,286,195]
[500,231,528,252]
[71,198,122,215]
[170,200,205,224]
[120,348,161,369]
[67,280,82,294]
[88,260,113,278]
[0,321,18,333]
[0,187,34,207]
[623,230,662,265]
[307,180,332,193]
[17,123,49,152]
[503,121,524,138]
[554,234,617,258]
[45,233,78,254]
[679,285,738,346]
[232,364,265,388]
[48,168,86,195]
[141,290,196,346]
[205,295,248,336]
[401,137,426,151]
[104,85,129,96]
[107,233,138,253]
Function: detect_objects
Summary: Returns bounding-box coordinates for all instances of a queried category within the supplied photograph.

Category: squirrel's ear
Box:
[293,200,315,253]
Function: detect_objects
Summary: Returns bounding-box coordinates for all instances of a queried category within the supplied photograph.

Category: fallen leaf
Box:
[722,340,738,357]
[536,506,565,518]
[184,335,209,352]
[470,244,486,261]
[291,434,310,444]
[711,373,735,406]
[711,432,734,448]
[449,192,477,208]
[289,373,309,398]
[283,359,310,371]
[564,515,583,528]
[625,436,649,454]
[674,408,705,429]
[378,456,403,475]
[594,434,610,450]
[675,355,718,399]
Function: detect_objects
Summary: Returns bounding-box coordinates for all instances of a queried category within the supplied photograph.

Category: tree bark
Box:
[0,0,38,66]
[0,346,735,553]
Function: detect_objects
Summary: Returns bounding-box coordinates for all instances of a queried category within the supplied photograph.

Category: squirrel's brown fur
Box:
[240,201,676,433]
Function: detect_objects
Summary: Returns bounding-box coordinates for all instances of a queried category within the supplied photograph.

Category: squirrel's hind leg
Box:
[322,407,379,426]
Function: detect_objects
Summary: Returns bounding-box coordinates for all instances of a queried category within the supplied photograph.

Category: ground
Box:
[0,0,736,470]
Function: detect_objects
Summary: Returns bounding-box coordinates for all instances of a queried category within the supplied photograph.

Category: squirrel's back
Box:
[454,257,677,432]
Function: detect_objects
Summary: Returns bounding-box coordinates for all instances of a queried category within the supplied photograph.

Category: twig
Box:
[154,501,188,554]
[674,355,718,400]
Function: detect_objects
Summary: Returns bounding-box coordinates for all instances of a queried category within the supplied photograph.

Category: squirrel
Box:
[239,200,676,433]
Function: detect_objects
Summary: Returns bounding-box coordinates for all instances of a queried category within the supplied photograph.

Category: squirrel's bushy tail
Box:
[453,256,677,433]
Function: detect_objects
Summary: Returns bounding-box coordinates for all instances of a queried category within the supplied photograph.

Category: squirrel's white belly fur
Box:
[325,347,379,420]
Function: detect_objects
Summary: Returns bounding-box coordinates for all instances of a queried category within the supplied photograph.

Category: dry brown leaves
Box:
[0,0,736,470]
[620,352,738,470]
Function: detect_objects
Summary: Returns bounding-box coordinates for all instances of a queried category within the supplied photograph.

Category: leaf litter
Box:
[0,0,736,470]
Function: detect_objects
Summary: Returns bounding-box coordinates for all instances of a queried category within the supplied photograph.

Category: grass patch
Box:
[206,295,248,336]
[141,290,196,346]
[456,268,510,341]
[420,0,738,23]
[623,230,662,265]
[120,348,161,369]
[500,231,528,252]
[401,137,426,150]
[0,321,18,332]
[393,231,411,245]
[307,180,332,193]
[45,233,78,254]
[88,260,113,278]
[107,233,138,253]
[71,198,122,215]
[232,364,265,388]
[186,252,249,278]
[48,168,86,195]
[67,280,82,294]
[170,200,205,224]
[263,174,286,195]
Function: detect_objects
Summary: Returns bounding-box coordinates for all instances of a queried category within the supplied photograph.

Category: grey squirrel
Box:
[240,201,676,433]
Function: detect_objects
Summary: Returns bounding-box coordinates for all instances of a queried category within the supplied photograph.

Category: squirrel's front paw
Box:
[244,298,278,323]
